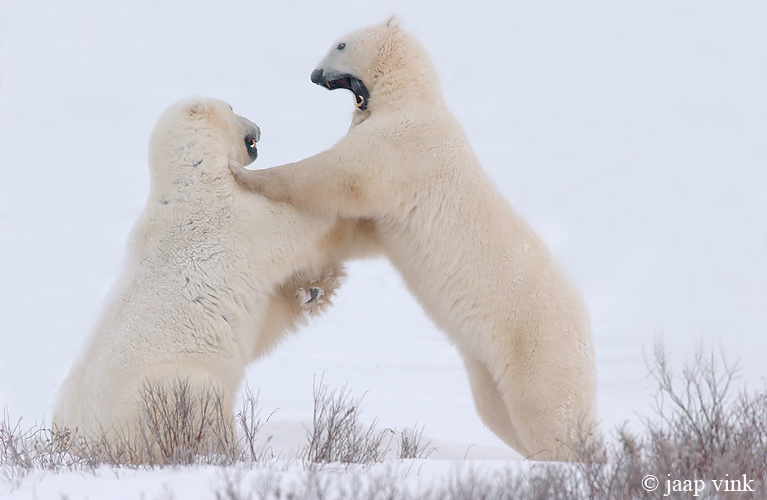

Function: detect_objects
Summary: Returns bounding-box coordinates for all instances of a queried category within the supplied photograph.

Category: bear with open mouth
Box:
[231,17,599,461]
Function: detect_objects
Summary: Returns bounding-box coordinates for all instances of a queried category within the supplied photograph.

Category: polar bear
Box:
[230,18,599,460]
[53,97,376,459]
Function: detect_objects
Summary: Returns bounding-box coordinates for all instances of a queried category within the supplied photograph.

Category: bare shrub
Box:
[133,378,237,466]
[1,376,270,478]
[523,342,767,500]
[47,378,240,467]
[236,383,267,463]
[637,343,766,498]
[1,411,80,486]
[5,345,766,499]
[398,424,435,460]
[304,377,392,465]
[109,378,265,466]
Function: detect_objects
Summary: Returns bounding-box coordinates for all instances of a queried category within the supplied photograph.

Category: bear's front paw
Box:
[229,165,291,203]
[229,164,268,193]
[297,286,325,315]
[295,264,345,316]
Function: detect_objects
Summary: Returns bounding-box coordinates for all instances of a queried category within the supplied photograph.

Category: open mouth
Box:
[244,135,258,162]
[314,72,370,111]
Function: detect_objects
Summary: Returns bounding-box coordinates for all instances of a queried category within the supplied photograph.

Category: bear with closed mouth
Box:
[53,97,377,460]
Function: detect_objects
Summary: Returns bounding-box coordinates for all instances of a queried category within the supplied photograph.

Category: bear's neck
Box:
[370,37,445,112]
[373,74,443,112]
[150,156,236,205]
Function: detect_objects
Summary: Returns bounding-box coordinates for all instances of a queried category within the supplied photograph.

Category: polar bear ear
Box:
[385,15,400,29]
[186,101,209,116]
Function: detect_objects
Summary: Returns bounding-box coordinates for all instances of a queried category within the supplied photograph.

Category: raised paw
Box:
[293,264,345,317]
[297,286,326,315]
[229,163,263,191]
[229,164,284,200]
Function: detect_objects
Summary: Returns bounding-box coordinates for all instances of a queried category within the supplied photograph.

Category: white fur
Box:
[53,97,375,449]
[232,21,598,460]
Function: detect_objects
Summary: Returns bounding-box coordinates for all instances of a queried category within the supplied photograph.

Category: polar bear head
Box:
[148,97,260,197]
[310,17,441,112]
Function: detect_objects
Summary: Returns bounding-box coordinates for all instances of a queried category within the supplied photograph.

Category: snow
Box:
[2,460,537,500]
[1,0,766,497]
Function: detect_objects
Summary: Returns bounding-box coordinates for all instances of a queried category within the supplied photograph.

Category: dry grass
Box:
[208,344,766,499]
[303,376,393,465]
[134,378,238,465]
[236,383,267,463]
[3,344,766,499]
[512,342,767,500]
[397,424,435,460]
[1,377,266,487]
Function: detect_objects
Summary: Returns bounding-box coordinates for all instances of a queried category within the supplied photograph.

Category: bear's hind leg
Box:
[461,351,529,457]
[500,363,599,462]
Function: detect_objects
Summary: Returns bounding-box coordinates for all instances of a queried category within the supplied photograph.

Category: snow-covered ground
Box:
[1,0,765,497]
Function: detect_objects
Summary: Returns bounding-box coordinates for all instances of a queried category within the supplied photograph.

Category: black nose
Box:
[310,69,324,84]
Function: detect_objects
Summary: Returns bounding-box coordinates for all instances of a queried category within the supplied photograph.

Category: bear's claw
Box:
[292,265,344,317]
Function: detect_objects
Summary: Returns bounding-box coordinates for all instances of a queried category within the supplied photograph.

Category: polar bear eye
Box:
[336,43,346,50]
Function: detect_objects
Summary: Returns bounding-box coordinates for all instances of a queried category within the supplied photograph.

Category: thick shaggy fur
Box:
[231,19,598,460]
[53,97,376,452]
